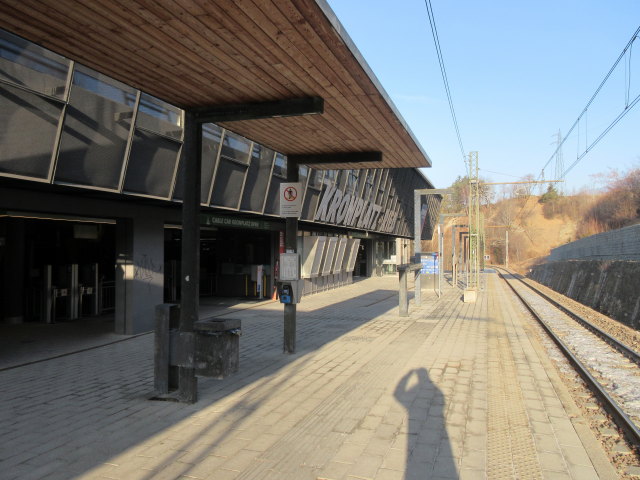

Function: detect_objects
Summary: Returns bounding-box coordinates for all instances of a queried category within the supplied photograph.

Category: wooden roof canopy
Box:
[0,0,432,170]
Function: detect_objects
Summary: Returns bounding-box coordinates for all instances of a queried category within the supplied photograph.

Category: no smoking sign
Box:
[279,182,302,217]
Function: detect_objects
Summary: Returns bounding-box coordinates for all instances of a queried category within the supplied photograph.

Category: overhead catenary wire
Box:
[423,0,466,165]
[508,26,640,231]
[541,25,640,176]
[479,168,523,179]
[564,93,640,175]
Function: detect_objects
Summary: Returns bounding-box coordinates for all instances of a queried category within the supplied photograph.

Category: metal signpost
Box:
[413,188,452,306]
[280,165,302,354]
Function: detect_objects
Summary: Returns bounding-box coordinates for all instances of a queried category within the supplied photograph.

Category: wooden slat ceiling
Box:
[0,0,432,170]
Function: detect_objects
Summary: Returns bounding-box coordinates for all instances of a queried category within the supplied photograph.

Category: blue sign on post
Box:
[420,253,439,275]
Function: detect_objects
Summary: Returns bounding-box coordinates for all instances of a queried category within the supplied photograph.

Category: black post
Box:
[284,159,298,353]
[179,111,201,403]
[398,265,409,317]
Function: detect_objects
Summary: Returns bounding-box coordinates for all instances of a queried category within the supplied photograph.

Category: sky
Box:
[326,0,640,194]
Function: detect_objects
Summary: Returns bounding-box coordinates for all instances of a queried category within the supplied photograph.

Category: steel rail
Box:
[496,268,640,446]
[501,268,640,365]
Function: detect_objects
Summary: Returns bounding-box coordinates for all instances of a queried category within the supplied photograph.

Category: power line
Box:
[479,168,524,179]
[423,0,466,164]
[564,92,640,175]
[542,25,640,176]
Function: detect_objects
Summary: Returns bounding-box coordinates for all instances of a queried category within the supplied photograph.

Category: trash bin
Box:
[193,318,241,378]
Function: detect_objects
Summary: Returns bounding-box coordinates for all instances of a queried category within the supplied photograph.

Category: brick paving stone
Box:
[0,274,621,480]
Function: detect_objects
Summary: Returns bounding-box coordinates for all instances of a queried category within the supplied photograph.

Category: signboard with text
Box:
[279,182,302,217]
[279,253,300,280]
[420,253,439,275]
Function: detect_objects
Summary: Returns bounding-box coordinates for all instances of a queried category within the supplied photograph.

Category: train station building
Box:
[0,1,441,336]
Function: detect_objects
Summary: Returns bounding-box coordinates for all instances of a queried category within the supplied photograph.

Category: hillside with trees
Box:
[425,167,640,273]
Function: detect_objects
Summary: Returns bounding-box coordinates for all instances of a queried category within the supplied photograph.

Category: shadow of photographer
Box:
[395,368,457,479]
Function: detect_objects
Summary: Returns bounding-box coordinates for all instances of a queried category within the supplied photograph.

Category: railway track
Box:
[495,267,640,447]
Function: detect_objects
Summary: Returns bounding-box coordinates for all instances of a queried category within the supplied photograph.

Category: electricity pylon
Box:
[553,130,564,195]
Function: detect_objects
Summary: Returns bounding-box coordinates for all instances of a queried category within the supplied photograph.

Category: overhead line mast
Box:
[467,152,481,296]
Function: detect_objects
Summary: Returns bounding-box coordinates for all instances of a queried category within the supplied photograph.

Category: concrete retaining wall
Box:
[548,224,640,262]
[529,260,640,330]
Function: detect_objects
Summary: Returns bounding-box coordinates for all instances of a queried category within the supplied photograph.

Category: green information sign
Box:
[200,214,281,231]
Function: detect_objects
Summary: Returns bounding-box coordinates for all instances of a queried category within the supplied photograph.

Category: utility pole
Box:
[505,230,509,269]
[466,151,480,300]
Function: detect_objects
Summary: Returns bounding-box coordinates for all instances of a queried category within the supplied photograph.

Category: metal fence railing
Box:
[99,280,116,313]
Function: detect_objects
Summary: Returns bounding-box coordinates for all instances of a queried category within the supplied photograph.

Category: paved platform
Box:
[0,272,617,479]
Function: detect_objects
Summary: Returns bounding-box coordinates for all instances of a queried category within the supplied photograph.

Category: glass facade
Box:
[240,143,275,212]
[55,66,136,190]
[0,83,63,179]
[0,28,435,238]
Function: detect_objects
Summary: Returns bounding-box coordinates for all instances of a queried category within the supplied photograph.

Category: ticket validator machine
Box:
[277,252,303,304]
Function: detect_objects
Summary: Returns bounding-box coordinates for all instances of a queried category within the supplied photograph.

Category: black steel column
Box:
[179,111,201,403]
[284,160,298,354]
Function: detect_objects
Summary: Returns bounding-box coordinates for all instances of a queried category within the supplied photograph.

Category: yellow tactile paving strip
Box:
[487,276,544,479]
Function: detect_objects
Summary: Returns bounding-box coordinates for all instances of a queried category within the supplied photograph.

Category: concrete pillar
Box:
[115,213,164,334]
[3,218,25,323]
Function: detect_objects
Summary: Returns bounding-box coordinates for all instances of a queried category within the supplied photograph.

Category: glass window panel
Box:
[376,171,389,205]
[302,189,320,220]
[264,176,283,215]
[0,83,62,179]
[200,124,222,203]
[210,158,246,208]
[307,168,323,189]
[55,66,136,189]
[172,123,221,204]
[0,30,70,99]
[323,169,337,186]
[346,170,358,193]
[135,93,183,140]
[240,143,274,212]
[363,170,374,200]
[123,129,181,198]
[220,130,251,165]
[299,164,309,188]
[272,152,287,178]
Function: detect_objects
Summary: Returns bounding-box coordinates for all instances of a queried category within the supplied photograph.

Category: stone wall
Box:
[547,224,640,262]
[529,260,640,330]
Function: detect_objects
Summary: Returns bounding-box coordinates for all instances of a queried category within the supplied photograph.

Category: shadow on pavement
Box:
[395,368,455,479]
[0,283,413,479]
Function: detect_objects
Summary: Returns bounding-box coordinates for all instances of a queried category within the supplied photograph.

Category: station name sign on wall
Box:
[314,184,398,233]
